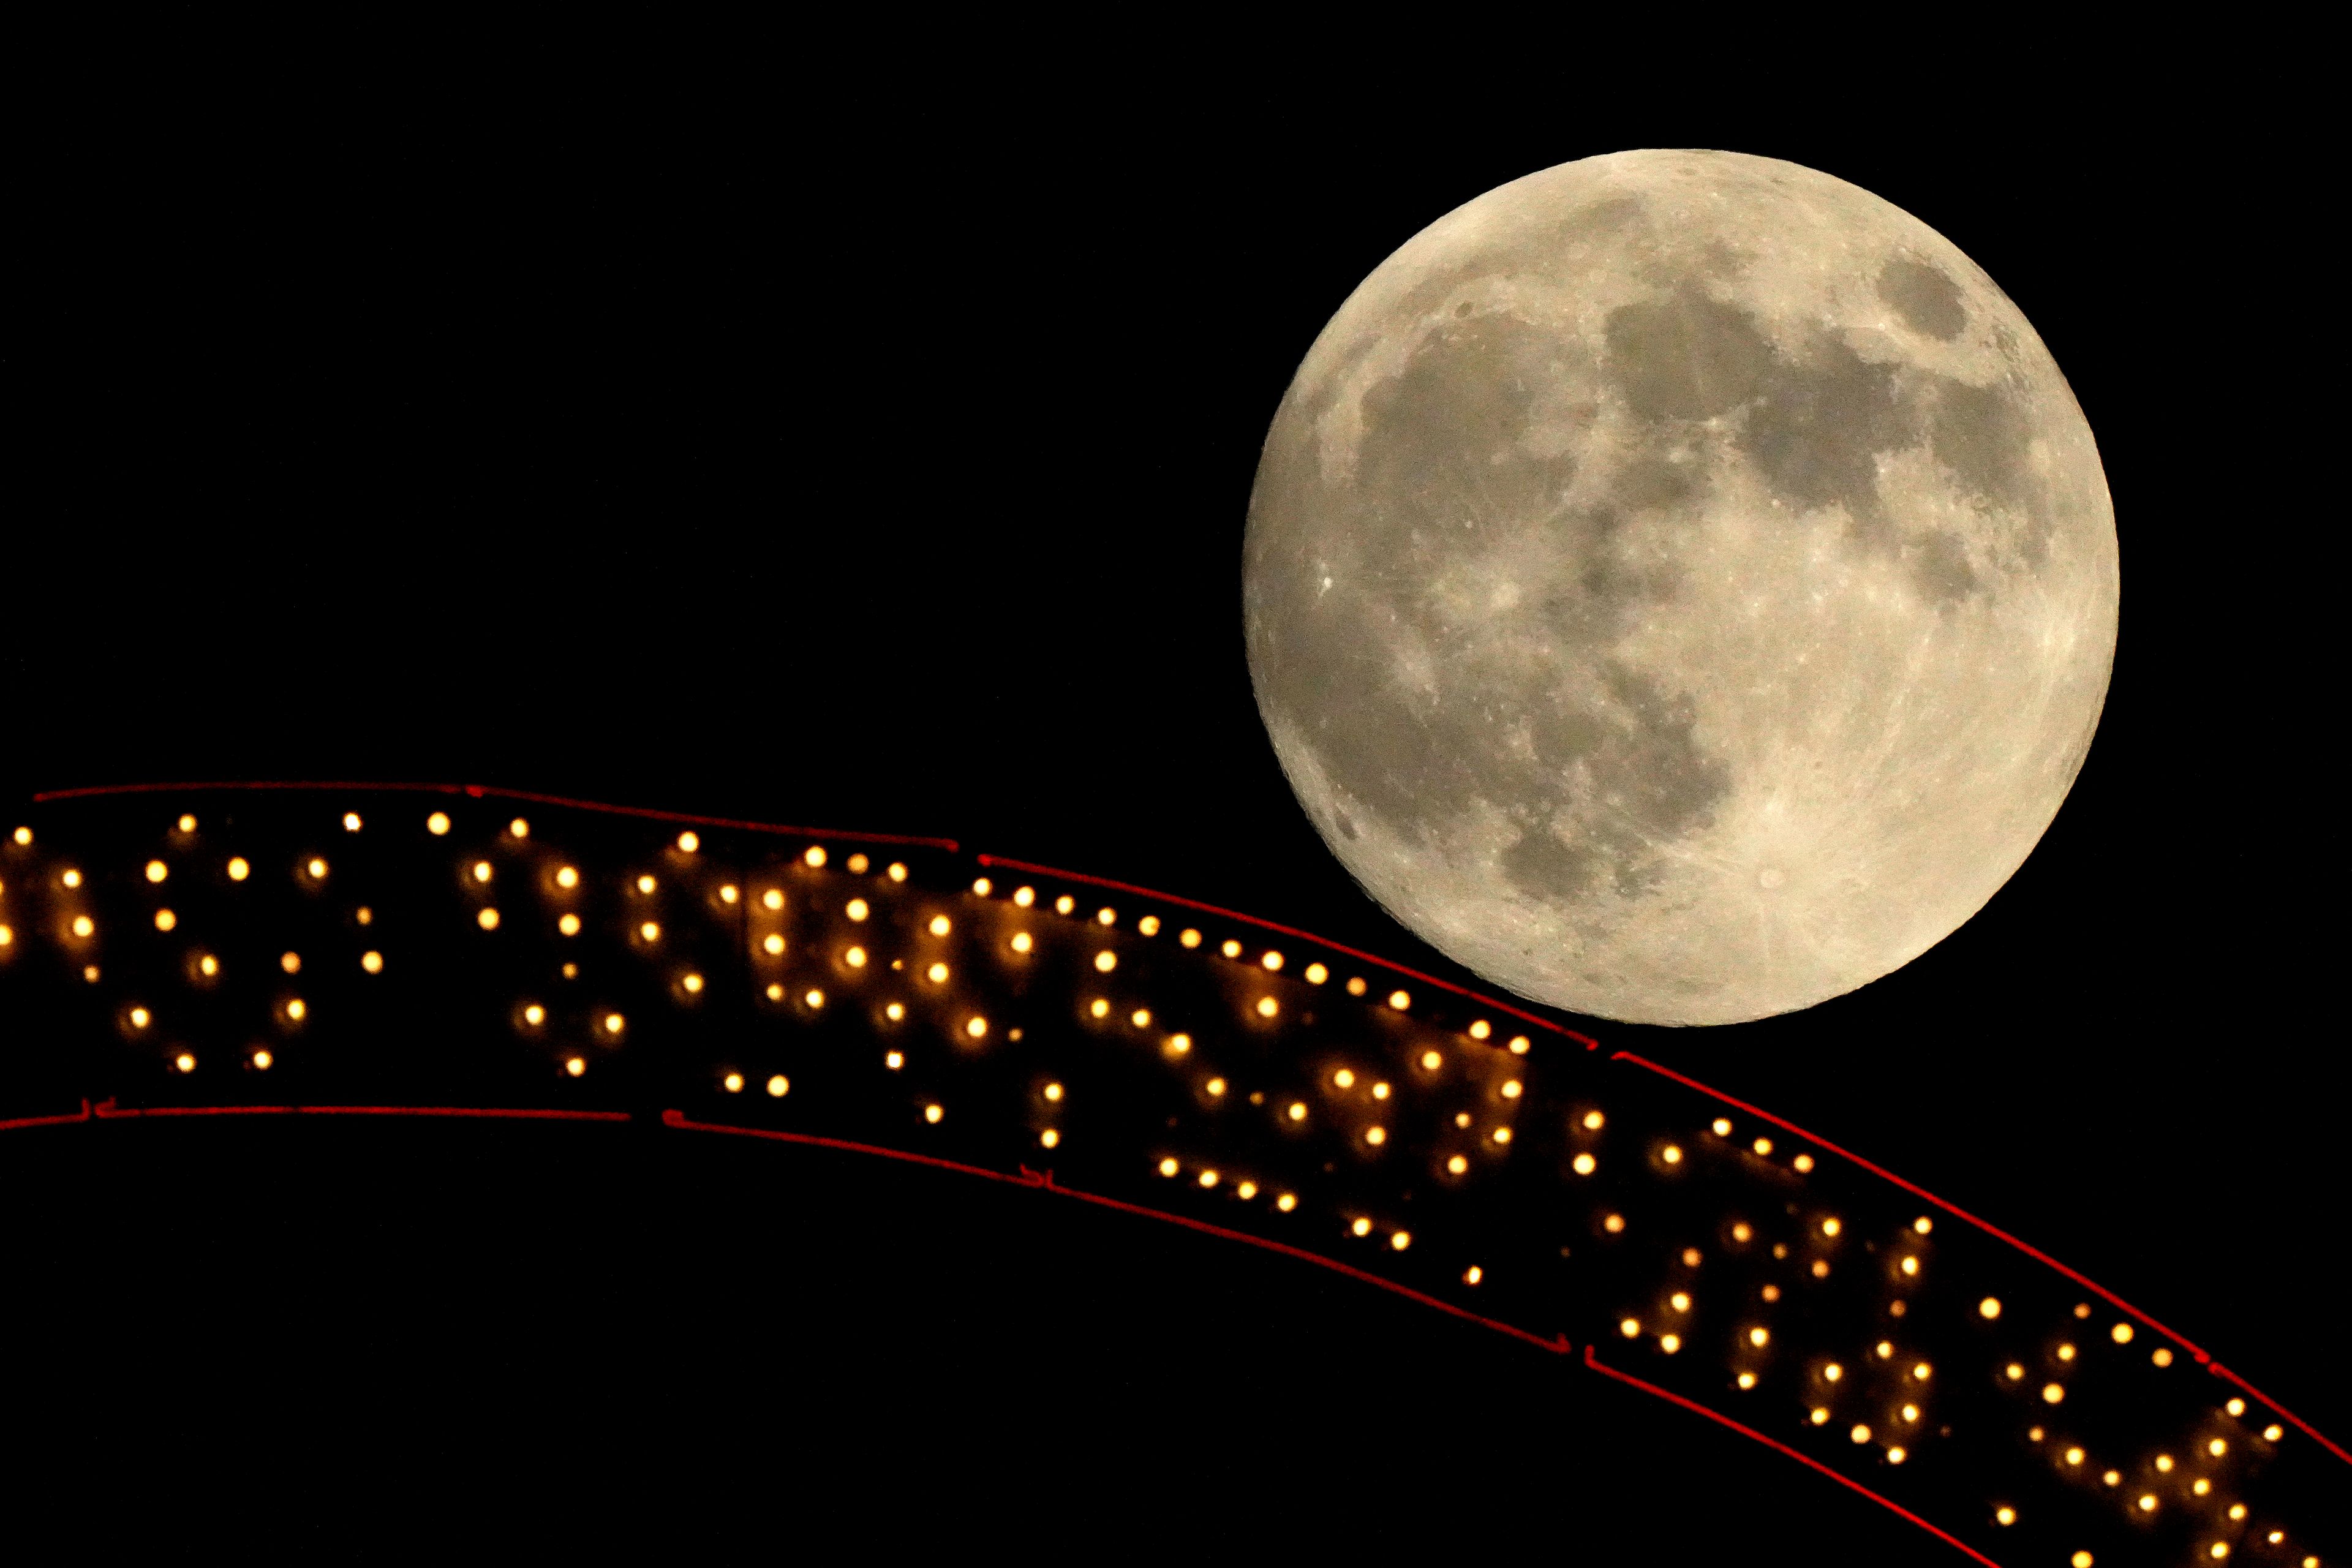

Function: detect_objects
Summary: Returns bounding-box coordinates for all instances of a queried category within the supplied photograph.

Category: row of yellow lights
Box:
[18,822,2338,1568]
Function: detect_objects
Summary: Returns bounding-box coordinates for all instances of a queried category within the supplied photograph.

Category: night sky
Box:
[11,67,2339,1555]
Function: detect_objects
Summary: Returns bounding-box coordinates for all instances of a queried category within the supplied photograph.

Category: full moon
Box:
[1243,150,2117,1026]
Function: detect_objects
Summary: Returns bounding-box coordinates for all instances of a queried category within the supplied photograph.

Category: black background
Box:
[8,55,2340,1558]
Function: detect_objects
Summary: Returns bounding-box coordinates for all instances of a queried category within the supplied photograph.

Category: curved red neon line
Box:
[1581,1346,2004,1567]
[663,1109,1574,1356]
[25,780,960,853]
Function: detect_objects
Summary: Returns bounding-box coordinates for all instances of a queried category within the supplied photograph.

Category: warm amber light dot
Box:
[427,813,451,836]
[2207,1438,2227,1457]
[1197,1170,1219,1189]
[0,927,11,948]
[280,952,302,975]
[963,1016,987,1039]
[1820,1217,1841,1237]
[1602,1213,1624,1234]
[1994,1507,2016,1527]
[2042,1384,2065,1404]
[1466,1019,1491,1041]
[1387,989,1411,1010]
[804,989,824,1009]
[1446,1155,1468,1174]
[927,962,949,984]
[1255,997,1278,1018]
[1008,931,1034,955]
[1464,1265,1483,1286]
[1138,916,1159,936]
[1093,950,1117,973]
[1218,938,1242,959]
[1352,1218,1373,1237]
[2058,1343,2077,1361]
[2153,1347,2174,1366]
[803,846,827,868]
[1809,1409,1829,1426]
[1276,1194,1296,1212]
[1736,1372,1755,1389]
[1823,1363,1842,1381]
[1680,1248,1700,1267]
[524,1005,546,1026]
[2064,1446,2084,1466]
[1659,1333,1681,1354]
[560,914,583,937]
[72,916,94,938]
[684,973,705,994]
[843,946,867,970]
[2072,1555,2093,1568]
[1346,976,1368,996]
[175,815,197,834]
[227,857,251,882]
[1178,928,1200,948]
[604,1014,624,1035]
[565,1057,586,1077]
[765,1074,788,1098]
[472,861,493,884]
[849,855,870,873]
[1203,1077,1227,1098]
[1875,1341,1893,1359]
[144,860,168,884]
[922,1103,942,1123]
[929,914,952,937]
[1370,1082,1391,1101]
[1572,1153,1597,1175]
[1303,962,1328,984]
[1165,1033,1191,1055]
[1981,1297,2002,1320]
[479,909,502,931]
[1748,1327,1768,1347]
[758,933,784,956]
[1670,1292,1691,1313]
[1619,1318,1640,1338]
[1259,950,1284,973]
[1712,1118,1733,1136]
[884,1050,903,1069]
[129,1008,151,1029]
[555,866,579,890]
[154,910,177,932]
[198,956,217,976]
[252,1050,272,1070]
[307,859,328,880]
[1491,1127,1512,1145]
[174,1052,195,1072]
[1886,1447,1906,1464]
[1365,1126,1385,1146]
[1752,1137,1773,1156]
[2226,1398,2245,1416]
[1662,1145,1683,1164]
[1088,998,1109,1018]
[2264,1424,2282,1442]
[2193,1479,2211,1496]
[1093,907,1115,926]
[1849,1425,1871,1445]
[1501,1080,1523,1099]
[723,1073,744,1093]
[1126,1009,1150,1030]
[1913,1363,1931,1381]
[886,863,907,883]
[1582,1110,1605,1130]
[1900,1256,1919,1276]
[673,831,699,854]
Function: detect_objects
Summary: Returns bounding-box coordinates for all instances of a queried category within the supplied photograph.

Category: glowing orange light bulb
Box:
[565,1057,585,1077]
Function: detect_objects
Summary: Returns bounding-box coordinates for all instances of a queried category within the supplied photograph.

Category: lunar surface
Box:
[1243,150,2117,1026]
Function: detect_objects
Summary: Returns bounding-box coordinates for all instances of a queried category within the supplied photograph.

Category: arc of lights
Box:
[1,783,2342,1568]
